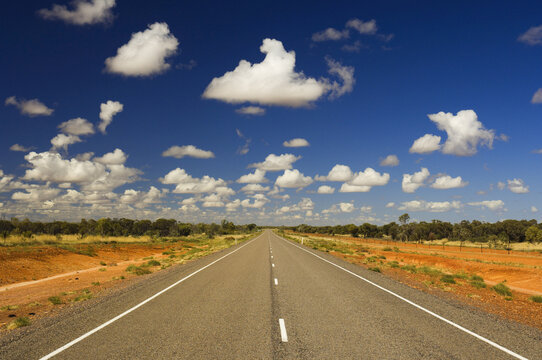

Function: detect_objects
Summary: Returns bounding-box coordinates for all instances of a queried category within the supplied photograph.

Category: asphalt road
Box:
[1,230,541,359]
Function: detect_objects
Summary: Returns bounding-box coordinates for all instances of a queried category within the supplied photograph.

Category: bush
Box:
[389,261,399,268]
[418,266,442,277]
[368,267,381,273]
[382,247,392,251]
[401,265,417,273]
[440,274,456,284]
[147,259,161,266]
[528,295,542,303]
[126,265,151,276]
[48,296,62,305]
[7,317,30,330]
[492,283,512,297]
[470,274,484,282]
[470,280,486,289]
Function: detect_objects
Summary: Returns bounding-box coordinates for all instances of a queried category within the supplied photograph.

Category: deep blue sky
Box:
[1,0,541,224]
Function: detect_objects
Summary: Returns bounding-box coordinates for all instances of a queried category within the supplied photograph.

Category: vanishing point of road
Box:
[1,230,541,359]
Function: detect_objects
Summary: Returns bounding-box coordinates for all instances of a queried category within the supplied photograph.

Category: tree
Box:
[399,213,410,226]
[526,225,542,244]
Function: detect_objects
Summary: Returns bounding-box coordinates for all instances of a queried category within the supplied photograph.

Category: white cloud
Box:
[94,148,127,165]
[531,89,542,103]
[346,18,377,35]
[58,117,95,136]
[12,187,61,202]
[9,144,33,152]
[5,96,54,117]
[325,57,355,99]
[360,206,372,213]
[518,25,542,45]
[312,28,349,42]
[241,194,269,209]
[339,183,371,193]
[398,200,462,213]
[507,178,529,194]
[316,164,353,182]
[322,202,354,214]
[237,169,267,183]
[51,133,82,151]
[385,202,395,208]
[467,200,505,211]
[235,106,266,115]
[249,153,301,171]
[105,22,179,77]
[380,154,399,167]
[160,168,231,194]
[349,168,390,187]
[202,38,353,107]
[201,193,225,208]
[532,206,538,213]
[162,145,215,159]
[120,186,165,208]
[317,185,335,194]
[532,148,542,154]
[275,169,313,188]
[99,100,123,133]
[430,175,468,189]
[240,184,270,194]
[409,134,441,154]
[276,198,314,214]
[402,167,430,193]
[226,199,242,212]
[427,110,496,156]
[38,0,116,25]
[283,138,310,147]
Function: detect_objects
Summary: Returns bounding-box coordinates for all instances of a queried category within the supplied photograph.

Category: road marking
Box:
[271,255,273,259]
[279,318,288,342]
[39,234,263,360]
[274,278,278,285]
[278,234,528,360]
[272,263,275,267]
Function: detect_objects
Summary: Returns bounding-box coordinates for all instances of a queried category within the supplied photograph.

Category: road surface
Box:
[1,230,541,359]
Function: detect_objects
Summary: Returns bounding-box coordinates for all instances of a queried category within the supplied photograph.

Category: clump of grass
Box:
[389,261,399,268]
[162,250,173,255]
[100,261,107,266]
[48,296,63,305]
[7,317,30,330]
[382,247,393,251]
[368,267,381,273]
[73,289,92,302]
[393,246,400,252]
[91,282,100,286]
[418,266,442,277]
[470,274,484,282]
[365,256,378,263]
[401,264,417,273]
[143,256,153,260]
[169,254,176,259]
[529,295,542,303]
[146,259,161,267]
[470,280,486,289]
[98,268,106,272]
[0,305,19,311]
[453,272,469,280]
[126,265,151,276]
[378,255,386,260]
[440,274,456,284]
[492,282,512,297]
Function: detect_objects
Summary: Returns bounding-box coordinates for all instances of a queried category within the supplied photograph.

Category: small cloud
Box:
[402,167,430,193]
[38,0,116,25]
[532,148,542,154]
[249,153,301,171]
[518,25,542,46]
[176,59,197,70]
[467,200,505,211]
[283,138,310,147]
[162,145,215,159]
[385,202,395,208]
[50,133,82,151]
[345,18,377,35]
[430,175,468,189]
[317,185,335,194]
[236,129,251,155]
[99,100,123,134]
[409,134,441,154]
[507,178,529,194]
[531,206,538,213]
[58,117,95,136]
[275,169,313,188]
[380,154,399,167]
[9,144,34,152]
[5,96,54,117]
[531,88,542,103]
[312,28,349,42]
[342,41,363,53]
[237,169,267,184]
[236,106,266,116]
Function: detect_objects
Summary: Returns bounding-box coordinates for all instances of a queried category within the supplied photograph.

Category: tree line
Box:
[0,218,258,239]
[280,214,542,245]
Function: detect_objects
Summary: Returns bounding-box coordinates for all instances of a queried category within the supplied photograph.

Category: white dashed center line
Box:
[274,278,278,285]
[272,263,275,267]
[279,319,288,342]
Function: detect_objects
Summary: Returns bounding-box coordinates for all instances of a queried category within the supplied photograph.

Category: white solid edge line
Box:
[274,278,278,285]
[279,318,288,342]
[39,234,263,360]
[277,234,528,360]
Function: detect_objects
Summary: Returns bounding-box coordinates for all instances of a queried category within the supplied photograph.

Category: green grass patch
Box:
[7,317,30,330]
[91,282,100,286]
[98,268,106,272]
[440,274,456,284]
[418,266,443,277]
[100,261,107,266]
[368,267,381,273]
[401,264,417,273]
[73,289,92,302]
[469,280,487,289]
[126,265,151,276]
[529,295,542,303]
[492,282,512,297]
[146,259,161,266]
[470,274,484,282]
[48,296,63,305]
[382,247,393,251]
[0,305,19,311]
[388,261,399,268]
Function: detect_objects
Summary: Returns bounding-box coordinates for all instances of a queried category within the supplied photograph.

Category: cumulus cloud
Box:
[312,28,349,42]
[9,144,33,152]
[276,198,314,214]
[275,169,313,188]
[98,100,123,133]
[51,134,82,151]
[5,96,54,117]
[430,175,468,189]
[518,25,542,45]
[316,164,353,182]
[409,134,441,154]
[235,106,266,115]
[249,153,301,171]
[94,148,127,165]
[240,184,270,194]
[325,57,355,99]
[380,154,399,167]
[283,138,310,147]
[105,22,179,77]
[402,167,430,193]
[38,0,115,25]
[398,200,462,212]
[430,110,495,156]
[467,200,505,211]
[237,169,267,183]
[120,186,165,208]
[241,194,269,209]
[322,202,355,214]
[58,117,95,136]
[360,206,372,213]
[385,202,395,208]
[236,129,251,155]
[160,168,231,194]
[12,187,62,202]
[349,168,390,187]
[531,89,542,104]
[162,145,215,159]
[202,38,353,107]
[339,183,371,193]
[507,178,529,194]
[317,185,335,194]
[346,18,378,35]
[532,206,538,213]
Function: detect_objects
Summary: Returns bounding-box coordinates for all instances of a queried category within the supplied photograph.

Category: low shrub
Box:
[147,259,161,266]
[382,247,393,251]
[470,274,484,282]
[7,317,30,330]
[492,282,512,297]
[389,261,399,268]
[470,280,486,289]
[418,266,442,277]
[529,295,542,303]
[401,265,417,273]
[368,267,381,273]
[48,296,63,305]
[440,274,456,284]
